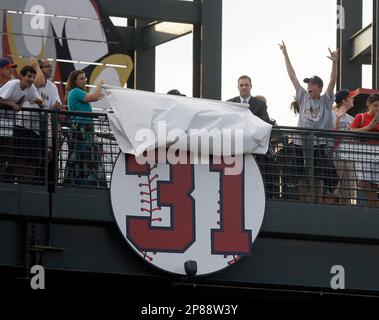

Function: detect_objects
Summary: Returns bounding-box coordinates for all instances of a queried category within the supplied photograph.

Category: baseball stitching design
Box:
[138,164,162,261]
[225,255,241,265]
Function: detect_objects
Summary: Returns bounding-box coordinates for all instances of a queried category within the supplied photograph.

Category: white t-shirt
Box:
[0,79,41,136]
[295,87,334,145]
[0,79,40,106]
[22,80,61,110]
[332,110,354,131]
[19,80,61,131]
[296,87,334,130]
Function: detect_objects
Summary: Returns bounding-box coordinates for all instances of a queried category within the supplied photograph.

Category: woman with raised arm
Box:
[64,70,106,186]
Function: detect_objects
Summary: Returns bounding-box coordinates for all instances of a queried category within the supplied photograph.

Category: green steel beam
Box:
[200,0,222,99]
[97,0,201,24]
[141,22,193,50]
[350,24,372,64]
[337,0,363,90]
[373,0,379,88]
[115,26,135,52]
[134,19,156,92]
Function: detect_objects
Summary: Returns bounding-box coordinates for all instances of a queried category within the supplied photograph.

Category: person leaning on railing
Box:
[0,58,17,182]
[332,89,359,205]
[349,93,379,207]
[12,58,63,185]
[0,65,43,184]
[63,70,106,187]
[28,57,63,156]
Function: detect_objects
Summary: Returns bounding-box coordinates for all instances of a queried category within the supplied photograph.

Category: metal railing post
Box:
[50,111,59,192]
[42,110,49,187]
[309,132,316,203]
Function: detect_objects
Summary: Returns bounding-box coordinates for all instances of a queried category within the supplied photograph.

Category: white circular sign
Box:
[110,153,265,276]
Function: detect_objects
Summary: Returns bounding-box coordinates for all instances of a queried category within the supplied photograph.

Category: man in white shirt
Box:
[0,58,17,181]
[0,65,43,183]
[26,58,63,185]
[0,65,43,110]
[19,58,62,128]
[29,58,62,110]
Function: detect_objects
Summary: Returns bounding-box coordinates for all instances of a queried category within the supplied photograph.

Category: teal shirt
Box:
[67,88,92,123]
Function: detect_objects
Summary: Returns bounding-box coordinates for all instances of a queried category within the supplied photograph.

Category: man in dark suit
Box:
[228,75,278,198]
[228,75,274,124]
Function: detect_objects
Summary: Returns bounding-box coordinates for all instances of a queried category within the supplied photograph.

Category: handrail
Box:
[0,109,377,207]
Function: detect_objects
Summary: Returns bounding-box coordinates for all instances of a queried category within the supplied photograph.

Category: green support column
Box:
[373,0,379,88]
[135,19,156,92]
[193,23,202,98]
[337,0,363,90]
[201,0,222,99]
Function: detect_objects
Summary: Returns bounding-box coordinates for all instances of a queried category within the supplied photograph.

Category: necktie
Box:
[242,99,248,104]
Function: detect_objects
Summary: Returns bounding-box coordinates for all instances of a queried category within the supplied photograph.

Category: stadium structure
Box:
[0,0,379,301]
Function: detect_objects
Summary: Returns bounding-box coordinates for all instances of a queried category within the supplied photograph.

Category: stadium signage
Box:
[110,153,265,276]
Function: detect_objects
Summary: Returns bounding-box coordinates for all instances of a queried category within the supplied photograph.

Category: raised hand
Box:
[97,79,106,86]
[327,48,339,62]
[10,102,21,112]
[336,104,351,119]
[52,101,63,110]
[29,57,39,68]
[279,41,287,54]
[368,118,378,130]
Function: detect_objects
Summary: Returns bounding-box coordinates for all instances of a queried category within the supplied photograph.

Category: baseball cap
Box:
[167,89,186,96]
[304,75,323,87]
[0,58,17,68]
[335,89,359,103]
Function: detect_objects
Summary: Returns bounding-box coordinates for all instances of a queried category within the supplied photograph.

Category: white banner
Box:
[104,87,272,156]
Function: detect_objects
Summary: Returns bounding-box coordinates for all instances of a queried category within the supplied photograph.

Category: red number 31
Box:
[125,155,252,256]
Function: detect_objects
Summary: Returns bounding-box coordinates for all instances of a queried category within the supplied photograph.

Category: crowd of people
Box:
[213,42,377,206]
[0,57,105,187]
[280,42,377,206]
[0,45,378,205]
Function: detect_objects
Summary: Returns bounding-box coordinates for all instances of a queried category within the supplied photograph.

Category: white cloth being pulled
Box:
[104,87,272,157]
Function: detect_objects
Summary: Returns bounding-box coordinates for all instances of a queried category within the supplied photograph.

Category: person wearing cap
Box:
[0,58,17,88]
[227,75,273,124]
[279,41,339,203]
[333,89,358,130]
[280,41,338,128]
[332,89,359,205]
